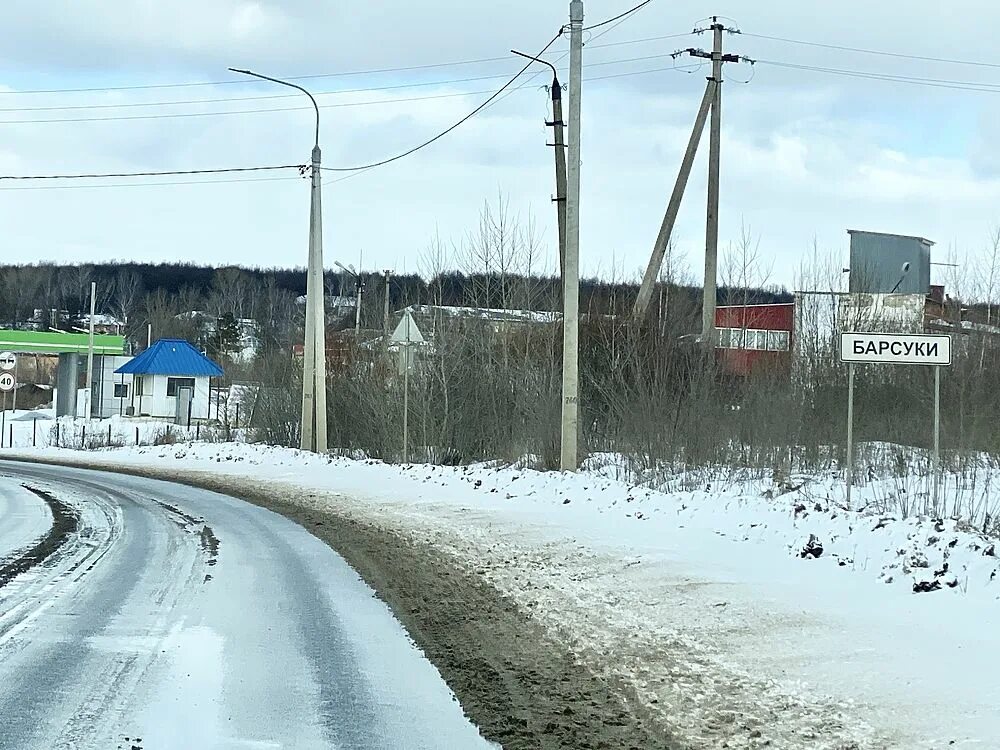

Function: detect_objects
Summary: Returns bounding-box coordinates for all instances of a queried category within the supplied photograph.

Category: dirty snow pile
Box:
[6,440,1000,748]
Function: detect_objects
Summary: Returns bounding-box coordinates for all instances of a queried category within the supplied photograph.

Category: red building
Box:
[714,303,794,376]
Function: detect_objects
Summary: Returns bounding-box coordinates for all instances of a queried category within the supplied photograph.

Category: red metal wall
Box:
[715,304,794,332]
[714,303,794,377]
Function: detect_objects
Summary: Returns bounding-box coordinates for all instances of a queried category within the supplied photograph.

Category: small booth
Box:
[115,339,223,423]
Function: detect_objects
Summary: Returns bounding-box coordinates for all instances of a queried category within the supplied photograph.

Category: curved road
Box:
[0,461,495,750]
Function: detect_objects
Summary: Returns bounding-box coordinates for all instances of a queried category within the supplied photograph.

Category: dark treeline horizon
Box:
[0,261,792,321]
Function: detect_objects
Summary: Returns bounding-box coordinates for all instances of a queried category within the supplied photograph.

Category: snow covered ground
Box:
[5,441,1000,748]
[0,411,236,450]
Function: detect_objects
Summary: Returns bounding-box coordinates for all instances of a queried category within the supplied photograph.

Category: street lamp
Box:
[334,261,363,336]
[229,67,327,453]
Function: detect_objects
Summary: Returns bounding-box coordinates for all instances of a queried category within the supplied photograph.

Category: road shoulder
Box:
[0,455,680,750]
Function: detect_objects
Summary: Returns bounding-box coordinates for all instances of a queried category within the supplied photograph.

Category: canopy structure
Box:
[0,329,126,355]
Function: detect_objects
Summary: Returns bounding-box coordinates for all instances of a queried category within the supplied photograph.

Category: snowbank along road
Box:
[0,460,495,750]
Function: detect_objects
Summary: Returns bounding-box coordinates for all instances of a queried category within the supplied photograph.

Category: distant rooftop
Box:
[847,229,935,247]
[399,304,561,325]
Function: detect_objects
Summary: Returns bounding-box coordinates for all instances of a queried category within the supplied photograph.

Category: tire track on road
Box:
[0,486,76,589]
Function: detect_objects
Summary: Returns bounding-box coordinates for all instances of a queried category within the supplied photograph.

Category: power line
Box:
[0,175,301,191]
[6,10,664,187]
[0,61,720,191]
[486,0,648,116]
[742,32,1000,71]
[0,51,682,116]
[325,2,659,184]
[582,0,652,31]
[0,164,304,181]
[321,31,565,172]
[756,58,1000,93]
[0,31,691,99]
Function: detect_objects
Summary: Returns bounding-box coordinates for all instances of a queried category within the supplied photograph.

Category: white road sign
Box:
[391,311,425,345]
[0,352,15,371]
[840,332,951,366]
[0,372,14,392]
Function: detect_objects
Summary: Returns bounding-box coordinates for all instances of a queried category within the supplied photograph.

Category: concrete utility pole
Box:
[631,19,747,342]
[85,281,96,419]
[383,269,392,342]
[512,50,567,279]
[230,67,327,452]
[561,0,584,472]
[632,79,716,322]
[702,20,724,347]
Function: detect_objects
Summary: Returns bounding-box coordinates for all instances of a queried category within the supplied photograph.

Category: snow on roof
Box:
[115,339,223,377]
[399,304,561,324]
[79,313,122,326]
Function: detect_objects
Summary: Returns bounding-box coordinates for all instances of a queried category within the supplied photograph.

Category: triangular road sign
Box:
[391,310,425,344]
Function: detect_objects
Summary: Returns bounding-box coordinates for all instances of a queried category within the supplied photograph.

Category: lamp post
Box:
[229,67,327,453]
[334,261,363,336]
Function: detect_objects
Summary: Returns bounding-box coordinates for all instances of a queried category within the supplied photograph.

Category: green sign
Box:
[0,330,126,355]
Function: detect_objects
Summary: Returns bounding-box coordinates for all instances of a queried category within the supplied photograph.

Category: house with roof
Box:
[111,339,224,422]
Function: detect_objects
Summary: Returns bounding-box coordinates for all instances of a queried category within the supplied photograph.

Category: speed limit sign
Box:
[0,372,14,392]
[0,352,14,371]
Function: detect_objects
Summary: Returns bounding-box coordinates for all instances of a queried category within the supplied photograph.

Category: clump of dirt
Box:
[198,524,219,566]
[0,485,78,589]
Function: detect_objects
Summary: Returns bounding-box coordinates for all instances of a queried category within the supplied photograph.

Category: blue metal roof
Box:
[115,339,224,377]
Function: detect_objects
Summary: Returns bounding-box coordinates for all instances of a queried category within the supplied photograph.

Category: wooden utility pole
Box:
[631,17,748,344]
[551,74,568,279]
[382,269,392,343]
[512,49,567,283]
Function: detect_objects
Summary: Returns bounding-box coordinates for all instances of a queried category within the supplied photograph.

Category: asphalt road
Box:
[0,461,495,750]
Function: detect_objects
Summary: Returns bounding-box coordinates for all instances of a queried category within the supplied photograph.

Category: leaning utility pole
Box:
[631,18,747,345]
[561,0,584,472]
[632,80,715,322]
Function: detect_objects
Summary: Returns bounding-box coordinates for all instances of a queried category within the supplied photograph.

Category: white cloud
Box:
[0,0,998,290]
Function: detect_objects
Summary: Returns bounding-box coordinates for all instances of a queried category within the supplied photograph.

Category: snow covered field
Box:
[5,440,1000,748]
[0,411,237,450]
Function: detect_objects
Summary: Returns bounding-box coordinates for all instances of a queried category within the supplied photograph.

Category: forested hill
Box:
[0,261,792,339]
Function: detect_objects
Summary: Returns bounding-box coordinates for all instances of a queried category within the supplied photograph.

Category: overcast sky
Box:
[1,0,998,290]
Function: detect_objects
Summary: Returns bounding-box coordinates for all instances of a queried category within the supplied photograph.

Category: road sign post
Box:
[390,311,425,464]
[846,362,855,507]
[840,332,952,511]
[0,353,15,416]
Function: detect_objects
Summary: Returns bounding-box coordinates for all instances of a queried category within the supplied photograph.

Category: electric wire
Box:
[319,31,565,172]
[581,0,652,31]
[323,3,656,185]
[743,32,1000,71]
[0,164,304,181]
[0,51,685,119]
[0,175,300,191]
[756,59,1000,93]
[0,31,690,98]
